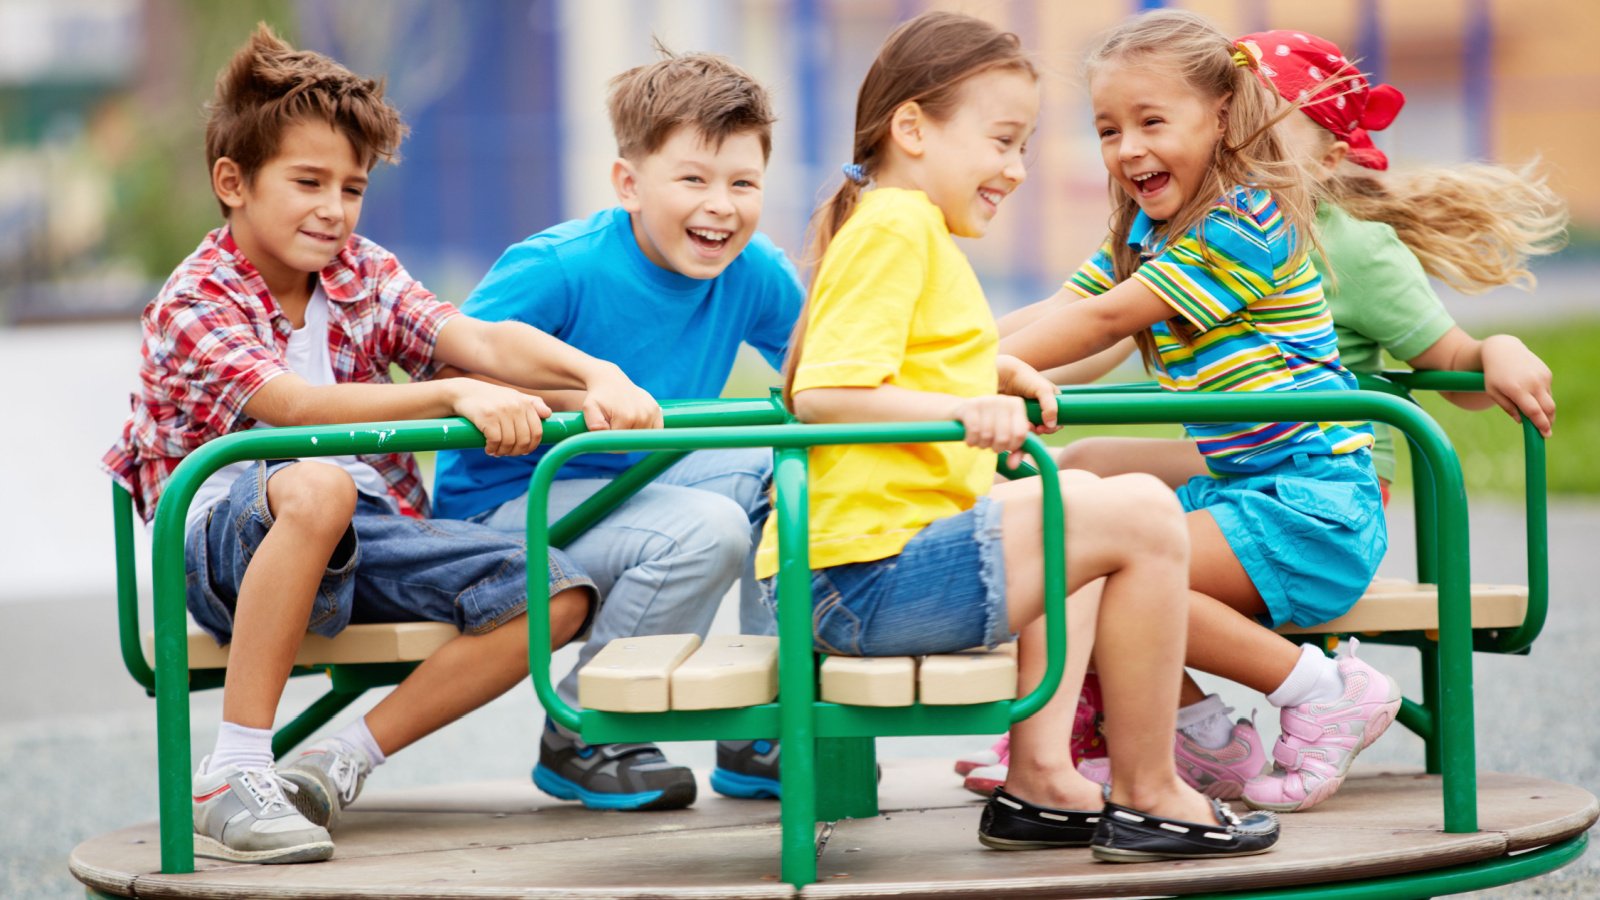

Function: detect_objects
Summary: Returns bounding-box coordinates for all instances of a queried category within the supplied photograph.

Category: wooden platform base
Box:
[71,763,1595,899]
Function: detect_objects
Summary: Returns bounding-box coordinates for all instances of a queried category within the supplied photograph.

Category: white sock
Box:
[1177,693,1234,749]
[207,721,274,774]
[331,716,386,768]
[1268,643,1345,708]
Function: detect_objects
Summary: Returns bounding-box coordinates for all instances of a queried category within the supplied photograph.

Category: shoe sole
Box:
[194,833,334,864]
[711,768,781,800]
[978,832,1092,851]
[280,769,337,830]
[1244,679,1402,813]
[532,764,694,811]
[1091,842,1274,863]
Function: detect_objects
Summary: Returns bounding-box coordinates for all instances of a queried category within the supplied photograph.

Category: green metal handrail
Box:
[524,425,1066,887]
[139,387,1483,879]
[143,400,790,875]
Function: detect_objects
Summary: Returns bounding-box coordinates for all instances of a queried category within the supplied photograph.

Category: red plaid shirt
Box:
[103,227,461,523]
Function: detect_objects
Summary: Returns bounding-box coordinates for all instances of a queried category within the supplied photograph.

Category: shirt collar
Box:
[1126,209,1159,253]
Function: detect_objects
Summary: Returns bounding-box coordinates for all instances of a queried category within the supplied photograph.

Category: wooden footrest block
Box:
[670,635,779,710]
[579,634,701,712]
[1276,582,1529,636]
[819,656,917,707]
[919,650,1017,705]
[146,622,461,670]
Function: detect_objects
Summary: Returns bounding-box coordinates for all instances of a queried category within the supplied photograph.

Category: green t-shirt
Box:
[1317,202,1456,481]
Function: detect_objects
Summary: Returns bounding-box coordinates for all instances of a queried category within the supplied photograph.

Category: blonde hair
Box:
[206,23,406,217]
[1316,142,1568,292]
[1083,10,1317,368]
[782,11,1036,406]
[606,43,775,162]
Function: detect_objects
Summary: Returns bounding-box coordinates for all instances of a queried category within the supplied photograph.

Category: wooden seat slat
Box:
[1276,582,1528,636]
[143,621,460,671]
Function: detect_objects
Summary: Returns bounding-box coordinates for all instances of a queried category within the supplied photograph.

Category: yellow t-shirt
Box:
[754,188,998,579]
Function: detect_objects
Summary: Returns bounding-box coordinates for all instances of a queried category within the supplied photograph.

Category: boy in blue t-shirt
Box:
[434,49,803,811]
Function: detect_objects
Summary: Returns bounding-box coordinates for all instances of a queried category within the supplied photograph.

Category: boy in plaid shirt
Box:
[102,25,658,864]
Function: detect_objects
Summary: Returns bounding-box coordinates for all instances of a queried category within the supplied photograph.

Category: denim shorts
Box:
[184,461,597,645]
[1178,450,1386,628]
[760,497,1012,657]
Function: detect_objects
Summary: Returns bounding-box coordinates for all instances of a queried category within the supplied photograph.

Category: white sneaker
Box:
[192,757,333,864]
[280,738,372,831]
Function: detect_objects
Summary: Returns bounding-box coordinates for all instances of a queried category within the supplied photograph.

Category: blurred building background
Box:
[1,0,1596,324]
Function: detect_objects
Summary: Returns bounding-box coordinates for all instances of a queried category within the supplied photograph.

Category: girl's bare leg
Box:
[994,472,1214,824]
[1056,437,1208,489]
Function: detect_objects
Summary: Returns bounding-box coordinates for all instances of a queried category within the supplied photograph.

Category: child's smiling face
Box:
[1091,59,1227,222]
[916,68,1038,238]
[614,125,765,280]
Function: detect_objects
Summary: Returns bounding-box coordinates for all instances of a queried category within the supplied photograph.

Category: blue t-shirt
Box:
[433,206,804,520]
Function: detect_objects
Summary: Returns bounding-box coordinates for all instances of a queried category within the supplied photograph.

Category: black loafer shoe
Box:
[978,787,1101,850]
[1091,798,1278,862]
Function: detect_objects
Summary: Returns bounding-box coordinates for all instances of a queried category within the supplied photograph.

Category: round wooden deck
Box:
[72,761,1595,899]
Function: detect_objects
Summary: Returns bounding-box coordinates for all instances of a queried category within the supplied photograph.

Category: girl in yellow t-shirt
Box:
[753,11,1278,860]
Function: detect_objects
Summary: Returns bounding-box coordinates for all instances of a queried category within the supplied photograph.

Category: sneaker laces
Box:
[326,749,362,803]
[239,768,299,816]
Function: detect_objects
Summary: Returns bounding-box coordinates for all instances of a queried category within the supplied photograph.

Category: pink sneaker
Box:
[1242,641,1402,813]
[963,761,1008,797]
[1075,716,1267,800]
[955,734,1009,777]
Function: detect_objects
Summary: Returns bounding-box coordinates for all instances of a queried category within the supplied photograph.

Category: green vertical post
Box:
[774,448,819,887]
[814,736,878,820]
[1419,643,1444,774]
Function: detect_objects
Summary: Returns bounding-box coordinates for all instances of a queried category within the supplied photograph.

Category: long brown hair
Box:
[1084,10,1317,369]
[781,12,1036,406]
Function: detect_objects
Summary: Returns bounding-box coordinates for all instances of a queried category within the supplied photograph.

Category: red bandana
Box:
[1236,30,1406,170]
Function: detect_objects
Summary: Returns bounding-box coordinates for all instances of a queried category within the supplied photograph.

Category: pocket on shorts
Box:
[1274,475,1370,531]
[810,571,865,657]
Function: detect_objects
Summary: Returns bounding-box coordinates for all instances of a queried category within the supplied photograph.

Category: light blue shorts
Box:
[1178,450,1386,628]
[760,497,1013,657]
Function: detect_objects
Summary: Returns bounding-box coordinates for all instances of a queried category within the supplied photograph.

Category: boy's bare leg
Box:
[222,463,358,729]
[365,592,591,756]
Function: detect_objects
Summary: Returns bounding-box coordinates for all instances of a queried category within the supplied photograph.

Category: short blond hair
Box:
[606,45,774,161]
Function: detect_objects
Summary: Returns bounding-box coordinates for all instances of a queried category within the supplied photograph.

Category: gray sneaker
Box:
[531,720,696,810]
[280,738,372,831]
[192,758,333,864]
[712,740,781,799]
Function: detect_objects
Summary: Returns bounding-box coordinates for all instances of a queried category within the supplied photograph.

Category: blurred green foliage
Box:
[107,1,296,277]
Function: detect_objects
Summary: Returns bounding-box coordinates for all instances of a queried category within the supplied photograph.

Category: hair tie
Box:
[1231,43,1258,70]
[841,162,868,185]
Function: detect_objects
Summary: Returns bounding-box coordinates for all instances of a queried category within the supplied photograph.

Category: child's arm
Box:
[1405,328,1555,436]
[998,281,1171,373]
[793,356,1058,454]
[432,316,662,432]
[1000,291,1138,385]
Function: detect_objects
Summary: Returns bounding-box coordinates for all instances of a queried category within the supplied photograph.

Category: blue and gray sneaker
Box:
[711,739,782,799]
[532,720,696,811]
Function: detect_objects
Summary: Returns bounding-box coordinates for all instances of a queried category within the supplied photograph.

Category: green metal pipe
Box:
[1180,832,1586,899]
[1490,416,1548,653]
[112,484,155,693]
[548,451,688,549]
[774,449,818,887]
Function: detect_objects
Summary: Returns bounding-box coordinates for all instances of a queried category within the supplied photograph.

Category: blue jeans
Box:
[476,447,774,705]
[760,497,1012,657]
[184,461,596,645]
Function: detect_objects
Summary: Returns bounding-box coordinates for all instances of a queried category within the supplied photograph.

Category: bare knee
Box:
[1055,438,1119,475]
[265,462,358,545]
[1106,473,1187,564]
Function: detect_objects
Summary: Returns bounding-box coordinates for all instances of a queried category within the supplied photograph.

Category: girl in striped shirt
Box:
[999,9,1400,814]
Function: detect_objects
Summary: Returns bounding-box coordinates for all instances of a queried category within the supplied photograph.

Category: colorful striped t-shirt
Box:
[1067,187,1372,475]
